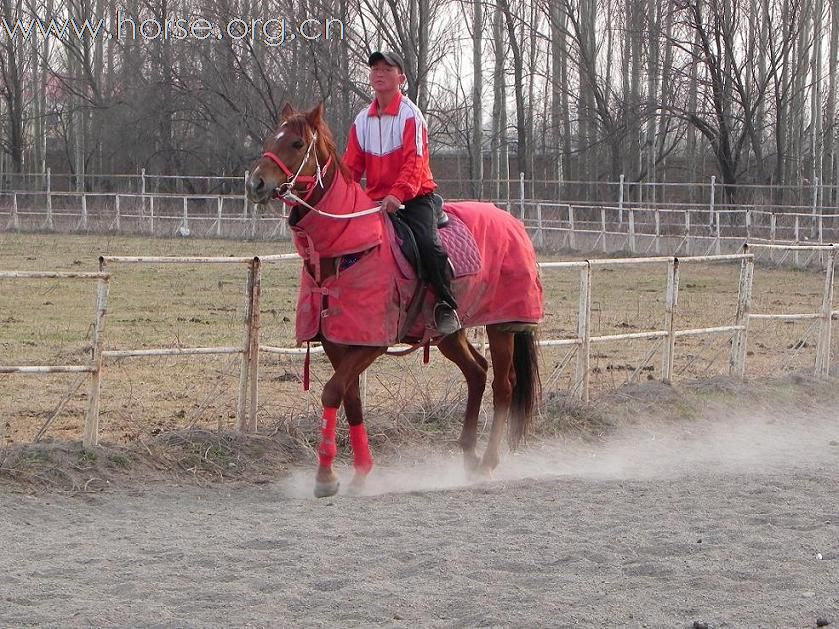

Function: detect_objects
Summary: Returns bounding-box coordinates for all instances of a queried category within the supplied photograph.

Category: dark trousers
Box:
[398,193,458,309]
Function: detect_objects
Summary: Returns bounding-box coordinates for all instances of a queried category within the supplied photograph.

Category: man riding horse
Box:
[245,92,543,497]
[343,51,460,336]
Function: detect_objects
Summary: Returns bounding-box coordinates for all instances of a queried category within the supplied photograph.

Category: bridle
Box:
[260,128,399,220]
[262,131,333,209]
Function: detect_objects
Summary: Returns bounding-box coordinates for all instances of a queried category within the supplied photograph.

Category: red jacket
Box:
[343,93,437,203]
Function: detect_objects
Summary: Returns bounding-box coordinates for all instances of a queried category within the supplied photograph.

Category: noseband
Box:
[262,131,333,207]
[260,129,390,220]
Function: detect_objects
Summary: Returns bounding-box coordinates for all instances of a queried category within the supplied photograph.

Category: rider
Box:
[343,50,460,336]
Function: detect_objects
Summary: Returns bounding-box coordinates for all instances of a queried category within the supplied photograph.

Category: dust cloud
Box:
[279,401,839,499]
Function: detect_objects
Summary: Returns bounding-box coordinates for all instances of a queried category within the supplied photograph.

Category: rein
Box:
[263,131,402,220]
[278,193,388,220]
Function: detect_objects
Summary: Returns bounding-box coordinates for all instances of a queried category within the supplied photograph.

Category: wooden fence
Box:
[1,245,836,446]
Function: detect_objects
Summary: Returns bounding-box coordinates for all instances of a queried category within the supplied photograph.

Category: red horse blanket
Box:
[291,174,543,346]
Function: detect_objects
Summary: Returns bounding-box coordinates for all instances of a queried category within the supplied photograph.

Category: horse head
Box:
[246,102,348,208]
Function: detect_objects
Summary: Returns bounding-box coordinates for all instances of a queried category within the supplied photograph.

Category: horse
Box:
[247,102,544,497]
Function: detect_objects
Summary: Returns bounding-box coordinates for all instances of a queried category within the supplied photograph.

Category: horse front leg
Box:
[342,376,374,493]
[316,343,383,498]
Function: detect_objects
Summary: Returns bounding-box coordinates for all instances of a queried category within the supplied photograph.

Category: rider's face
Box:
[369,61,404,94]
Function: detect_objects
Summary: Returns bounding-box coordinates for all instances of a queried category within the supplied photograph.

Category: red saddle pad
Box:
[439,214,482,277]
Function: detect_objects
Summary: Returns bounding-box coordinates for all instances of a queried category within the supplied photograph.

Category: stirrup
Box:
[433,302,461,336]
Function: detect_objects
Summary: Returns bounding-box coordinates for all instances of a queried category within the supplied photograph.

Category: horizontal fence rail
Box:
[2,244,836,446]
[3,172,839,256]
[0,270,110,445]
[522,203,839,260]
[2,170,837,209]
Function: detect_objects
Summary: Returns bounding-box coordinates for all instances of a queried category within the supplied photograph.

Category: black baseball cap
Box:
[368,51,404,73]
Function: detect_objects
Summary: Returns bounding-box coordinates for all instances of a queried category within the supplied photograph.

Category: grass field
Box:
[1,232,834,446]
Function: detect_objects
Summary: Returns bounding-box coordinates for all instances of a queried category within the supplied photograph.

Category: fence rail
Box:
[0,270,110,445]
[0,190,833,265]
[2,170,838,212]
[521,203,839,261]
[4,185,839,263]
[2,245,835,446]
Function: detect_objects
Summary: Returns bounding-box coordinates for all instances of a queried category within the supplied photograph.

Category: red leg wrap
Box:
[349,423,374,475]
[318,407,338,468]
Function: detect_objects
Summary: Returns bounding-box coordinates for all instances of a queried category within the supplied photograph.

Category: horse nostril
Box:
[248,177,264,196]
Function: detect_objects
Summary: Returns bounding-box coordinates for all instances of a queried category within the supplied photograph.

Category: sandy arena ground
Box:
[3,397,838,628]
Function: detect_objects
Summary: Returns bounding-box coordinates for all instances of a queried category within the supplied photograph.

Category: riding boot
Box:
[433,301,460,336]
[399,193,461,335]
[431,261,460,334]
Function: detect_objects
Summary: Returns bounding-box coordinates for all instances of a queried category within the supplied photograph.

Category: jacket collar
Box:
[368,92,402,117]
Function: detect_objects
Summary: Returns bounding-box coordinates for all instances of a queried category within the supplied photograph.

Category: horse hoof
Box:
[346,474,369,495]
[463,453,480,474]
[314,479,340,498]
[467,466,492,483]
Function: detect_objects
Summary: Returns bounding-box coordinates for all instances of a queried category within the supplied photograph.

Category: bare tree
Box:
[469,0,483,196]
[0,0,31,173]
[489,0,508,191]
[668,0,799,200]
[826,0,838,200]
[496,0,530,179]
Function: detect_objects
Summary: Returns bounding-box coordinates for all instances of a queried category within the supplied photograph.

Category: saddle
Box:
[389,193,450,280]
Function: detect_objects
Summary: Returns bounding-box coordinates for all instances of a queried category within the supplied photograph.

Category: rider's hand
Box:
[380,195,402,214]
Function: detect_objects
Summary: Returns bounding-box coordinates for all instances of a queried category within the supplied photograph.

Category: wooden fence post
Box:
[574,263,592,401]
[236,258,264,432]
[237,259,257,431]
[149,196,155,235]
[729,247,754,377]
[600,208,607,253]
[661,258,680,383]
[654,209,661,255]
[11,192,20,231]
[82,269,110,448]
[217,196,224,237]
[46,168,54,231]
[618,173,624,226]
[247,257,262,431]
[815,248,836,378]
[80,193,88,231]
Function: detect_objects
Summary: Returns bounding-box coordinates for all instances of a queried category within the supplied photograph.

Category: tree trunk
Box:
[471,0,484,197]
[645,0,660,194]
[498,0,529,179]
[811,0,825,200]
[826,0,838,201]
[491,1,508,194]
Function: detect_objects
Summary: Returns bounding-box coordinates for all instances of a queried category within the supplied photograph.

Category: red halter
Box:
[262,132,332,207]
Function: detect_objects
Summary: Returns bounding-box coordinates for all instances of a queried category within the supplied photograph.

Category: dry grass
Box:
[1,232,836,450]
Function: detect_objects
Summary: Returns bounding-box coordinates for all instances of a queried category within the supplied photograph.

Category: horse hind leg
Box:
[437,330,487,474]
[479,326,516,475]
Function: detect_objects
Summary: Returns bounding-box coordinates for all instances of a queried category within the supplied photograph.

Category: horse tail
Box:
[508,330,541,450]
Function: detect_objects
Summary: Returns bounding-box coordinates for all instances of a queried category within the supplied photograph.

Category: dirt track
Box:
[3,402,839,628]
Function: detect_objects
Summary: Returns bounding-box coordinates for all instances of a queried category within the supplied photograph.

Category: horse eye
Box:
[292,140,304,150]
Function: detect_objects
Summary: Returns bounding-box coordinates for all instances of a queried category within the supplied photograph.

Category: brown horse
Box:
[247,103,543,497]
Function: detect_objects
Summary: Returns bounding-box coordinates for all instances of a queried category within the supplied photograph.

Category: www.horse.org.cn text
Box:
[1,11,347,46]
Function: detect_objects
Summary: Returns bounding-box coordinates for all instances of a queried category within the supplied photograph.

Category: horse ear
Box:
[306,102,325,128]
[280,103,296,121]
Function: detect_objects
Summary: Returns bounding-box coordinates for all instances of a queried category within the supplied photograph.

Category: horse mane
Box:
[280,113,352,183]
